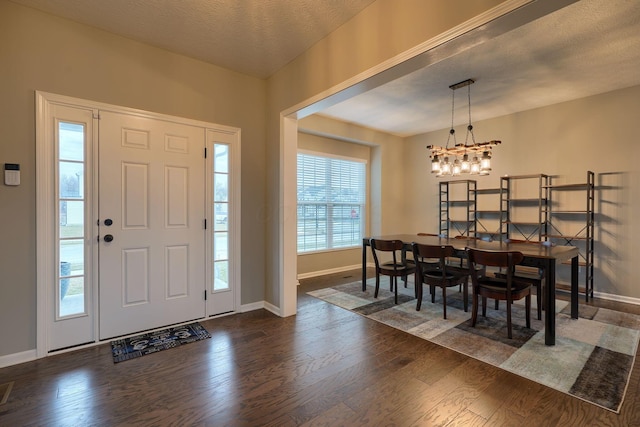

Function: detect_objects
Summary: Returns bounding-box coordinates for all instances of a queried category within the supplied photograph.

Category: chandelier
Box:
[427,78,501,177]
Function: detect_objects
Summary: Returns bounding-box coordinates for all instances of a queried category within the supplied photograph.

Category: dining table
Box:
[362,234,580,346]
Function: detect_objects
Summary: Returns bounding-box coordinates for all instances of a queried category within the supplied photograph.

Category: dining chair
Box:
[370,238,416,304]
[401,233,442,296]
[466,248,531,339]
[412,243,469,318]
[494,239,544,320]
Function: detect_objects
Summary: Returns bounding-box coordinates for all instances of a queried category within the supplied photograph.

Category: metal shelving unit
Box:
[474,187,503,241]
[500,174,549,242]
[439,180,476,238]
[544,171,595,300]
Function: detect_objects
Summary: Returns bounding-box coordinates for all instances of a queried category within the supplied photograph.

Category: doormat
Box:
[110,322,211,363]
[308,279,640,413]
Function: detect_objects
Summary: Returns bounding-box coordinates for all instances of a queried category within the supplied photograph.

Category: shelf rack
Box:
[439,180,476,238]
[500,174,549,242]
[474,187,503,241]
[544,171,595,300]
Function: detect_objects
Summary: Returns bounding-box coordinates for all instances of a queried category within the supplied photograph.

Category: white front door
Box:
[98,111,206,340]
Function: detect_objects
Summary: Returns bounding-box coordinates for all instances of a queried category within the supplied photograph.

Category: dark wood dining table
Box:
[362,234,580,346]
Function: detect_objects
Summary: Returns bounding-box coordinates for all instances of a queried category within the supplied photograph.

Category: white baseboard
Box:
[240,301,267,313]
[0,349,37,369]
[240,300,282,317]
[593,291,640,306]
[263,301,281,316]
[297,263,365,280]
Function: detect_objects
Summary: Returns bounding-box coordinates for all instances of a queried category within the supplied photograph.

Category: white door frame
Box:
[36,91,241,356]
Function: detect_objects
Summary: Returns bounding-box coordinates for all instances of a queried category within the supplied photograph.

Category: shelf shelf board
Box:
[548,210,590,215]
[543,183,592,190]
[545,234,588,240]
[475,188,500,194]
[503,198,548,202]
[501,174,549,179]
[476,210,501,214]
[502,221,545,226]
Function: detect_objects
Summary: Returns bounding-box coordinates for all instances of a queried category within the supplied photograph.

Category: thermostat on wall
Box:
[4,163,20,186]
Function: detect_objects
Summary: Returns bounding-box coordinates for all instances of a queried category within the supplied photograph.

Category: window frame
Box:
[296,149,367,254]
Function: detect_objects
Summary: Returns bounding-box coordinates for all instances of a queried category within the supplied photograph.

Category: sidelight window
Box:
[57,121,86,317]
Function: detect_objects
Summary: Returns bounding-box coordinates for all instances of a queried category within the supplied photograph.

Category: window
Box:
[297,151,366,253]
[57,121,86,317]
[212,143,229,291]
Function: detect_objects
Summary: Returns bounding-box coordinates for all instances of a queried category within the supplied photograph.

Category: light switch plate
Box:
[4,163,20,186]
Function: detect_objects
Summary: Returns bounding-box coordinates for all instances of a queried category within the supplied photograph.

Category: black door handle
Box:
[104,218,113,226]
[104,234,114,243]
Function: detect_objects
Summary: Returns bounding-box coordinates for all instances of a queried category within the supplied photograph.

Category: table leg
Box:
[544,259,556,346]
[571,255,579,319]
[362,240,367,291]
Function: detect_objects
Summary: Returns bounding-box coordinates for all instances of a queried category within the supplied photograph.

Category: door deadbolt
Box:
[104,218,113,226]
[103,234,114,242]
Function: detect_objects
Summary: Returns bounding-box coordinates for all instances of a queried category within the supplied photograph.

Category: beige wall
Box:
[0,2,267,357]
[405,84,640,298]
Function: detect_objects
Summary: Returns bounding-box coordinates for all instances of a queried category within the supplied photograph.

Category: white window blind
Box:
[297,151,366,253]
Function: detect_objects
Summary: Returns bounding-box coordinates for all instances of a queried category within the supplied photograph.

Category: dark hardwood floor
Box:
[1,268,640,426]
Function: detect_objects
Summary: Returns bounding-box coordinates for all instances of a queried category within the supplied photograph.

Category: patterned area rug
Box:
[308,279,640,413]
[111,322,211,363]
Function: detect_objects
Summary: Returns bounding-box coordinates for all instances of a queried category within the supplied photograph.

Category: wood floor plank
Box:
[0,267,639,425]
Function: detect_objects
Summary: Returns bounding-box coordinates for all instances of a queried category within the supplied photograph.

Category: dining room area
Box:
[296,0,640,422]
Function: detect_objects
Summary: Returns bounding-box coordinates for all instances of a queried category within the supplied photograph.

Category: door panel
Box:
[99,111,206,340]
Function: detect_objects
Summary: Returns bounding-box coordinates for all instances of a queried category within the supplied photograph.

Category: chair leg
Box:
[526,294,531,328]
[462,281,468,312]
[482,296,487,317]
[374,274,380,298]
[416,277,423,311]
[536,283,542,320]
[442,287,447,319]
[471,293,478,327]
[394,277,398,305]
[431,285,436,303]
[506,298,513,339]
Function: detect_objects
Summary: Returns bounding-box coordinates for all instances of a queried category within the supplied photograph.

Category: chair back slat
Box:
[467,248,524,268]
[370,239,403,269]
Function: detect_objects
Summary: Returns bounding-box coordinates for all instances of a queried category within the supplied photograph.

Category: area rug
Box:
[110,322,211,363]
[308,279,640,413]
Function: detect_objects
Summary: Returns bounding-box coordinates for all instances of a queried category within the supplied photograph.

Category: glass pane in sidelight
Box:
[59,201,84,238]
[59,122,84,162]
[213,232,228,261]
[59,276,85,316]
[213,261,229,291]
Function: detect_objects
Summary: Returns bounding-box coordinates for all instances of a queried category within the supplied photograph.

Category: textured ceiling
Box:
[320,0,640,136]
[9,0,640,137]
[9,0,377,78]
